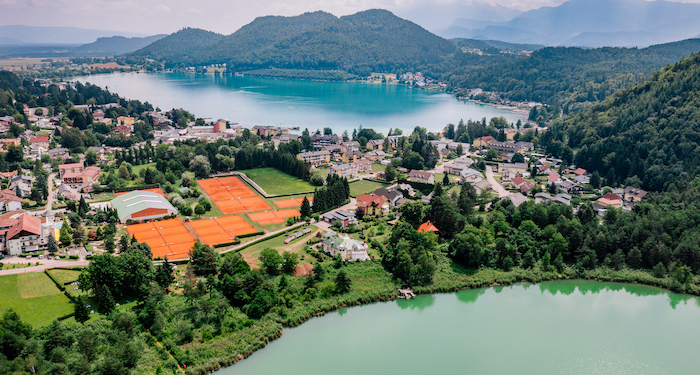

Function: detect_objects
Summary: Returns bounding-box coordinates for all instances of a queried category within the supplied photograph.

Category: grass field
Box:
[238,225,318,266]
[370,163,387,173]
[349,179,388,197]
[242,168,315,196]
[131,162,157,175]
[46,269,82,285]
[0,273,74,327]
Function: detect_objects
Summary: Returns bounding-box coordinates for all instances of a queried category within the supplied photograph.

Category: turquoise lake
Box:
[73,72,525,135]
[217,281,700,375]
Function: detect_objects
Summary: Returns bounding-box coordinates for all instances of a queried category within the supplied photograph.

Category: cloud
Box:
[187,8,202,13]
[155,3,171,12]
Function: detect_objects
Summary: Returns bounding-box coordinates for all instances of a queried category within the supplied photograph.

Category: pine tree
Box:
[155,257,175,290]
[104,235,115,253]
[59,222,72,247]
[442,173,450,186]
[334,270,352,294]
[74,296,90,323]
[300,196,311,218]
[47,234,59,254]
[78,195,89,217]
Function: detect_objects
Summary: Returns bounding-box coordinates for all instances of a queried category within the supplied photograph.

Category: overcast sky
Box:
[3,0,700,35]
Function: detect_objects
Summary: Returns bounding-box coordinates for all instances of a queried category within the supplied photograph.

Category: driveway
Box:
[485,167,510,198]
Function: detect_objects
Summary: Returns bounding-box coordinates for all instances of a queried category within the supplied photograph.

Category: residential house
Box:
[356,193,389,217]
[0,213,44,255]
[461,168,484,184]
[297,150,330,166]
[444,157,474,175]
[387,135,405,149]
[320,210,359,229]
[373,187,404,207]
[574,168,587,176]
[597,196,622,208]
[497,163,529,175]
[417,221,439,234]
[329,163,358,179]
[572,175,590,185]
[366,139,384,151]
[0,138,20,150]
[341,141,360,151]
[116,116,134,126]
[9,176,34,197]
[398,183,416,197]
[473,136,494,148]
[322,233,369,261]
[114,125,131,137]
[58,163,84,179]
[355,159,372,173]
[57,184,80,200]
[48,147,70,159]
[20,129,35,141]
[272,133,300,146]
[408,170,434,184]
[421,191,434,204]
[624,186,648,203]
[508,192,529,207]
[59,163,100,190]
[29,134,50,148]
[87,146,106,159]
[512,176,535,194]
[472,180,492,195]
[501,167,517,182]
[342,150,363,163]
[555,180,584,195]
[365,150,386,161]
[534,192,571,205]
[322,144,346,159]
[310,134,339,148]
[0,171,17,179]
[0,190,22,211]
[548,172,562,185]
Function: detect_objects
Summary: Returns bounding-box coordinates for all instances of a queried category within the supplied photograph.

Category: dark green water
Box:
[73,73,525,135]
[217,281,700,375]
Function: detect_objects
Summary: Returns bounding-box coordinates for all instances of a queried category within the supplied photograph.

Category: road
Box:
[0,259,89,276]
[485,167,510,198]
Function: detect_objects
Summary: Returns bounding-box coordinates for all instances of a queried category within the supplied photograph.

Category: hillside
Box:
[129,28,224,64]
[74,34,166,55]
[443,38,700,108]
[0,25,145,44]
[542,52,700,191]
[234,9,456,75]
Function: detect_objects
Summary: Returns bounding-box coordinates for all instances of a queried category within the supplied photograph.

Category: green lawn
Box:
[131,162,157,175]
[349,179,389,197]
[47,269,83,285]
[370,163,387,173]
[0,273,74,327]
[242,168,316,196]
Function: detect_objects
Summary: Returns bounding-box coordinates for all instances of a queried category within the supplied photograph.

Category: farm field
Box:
[242,168,315,196]
[349,179,388,197]
[127,218,196,260]
[0,273,74,328]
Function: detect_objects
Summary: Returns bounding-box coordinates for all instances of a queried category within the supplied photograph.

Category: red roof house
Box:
[574,168,587,176]
[417,221,439,233]
[29,134,50,144]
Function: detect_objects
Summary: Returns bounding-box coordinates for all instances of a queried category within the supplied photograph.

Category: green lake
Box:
[73,73,525,135]
[217,280,700,375]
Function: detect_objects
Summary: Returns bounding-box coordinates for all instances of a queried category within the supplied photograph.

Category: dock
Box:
[398,288,416,299]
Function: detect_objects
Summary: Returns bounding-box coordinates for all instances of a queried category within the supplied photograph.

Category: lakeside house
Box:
[297,150,330,166]
[329,163,358,179]
[322,233,369,261]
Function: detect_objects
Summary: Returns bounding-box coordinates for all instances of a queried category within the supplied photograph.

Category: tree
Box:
[399,202,423,228]
[155,257,176,290]
[442,173,450,186]
[194,204,205,218]
[85,150,98,166]
[486,149,498,161]
[47,234,58,254]
[191,242,219,277]
[59,221,72,247]
[282,251,298,274]
[259,248,283,275]
[189,155,211,178]
[385,164,397,181]
[104,235,115,253]
[119,235,130,253]
[512,153,525,163]
[456,144,463,156]
[74,296,90,323]
[300,197,312,218]
[335,270,352,294]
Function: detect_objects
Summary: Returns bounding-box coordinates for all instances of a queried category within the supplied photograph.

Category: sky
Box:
[2,0,700,35]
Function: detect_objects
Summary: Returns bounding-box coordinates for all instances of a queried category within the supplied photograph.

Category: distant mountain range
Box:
[0,25,147,45]
[128,10,456,75]
[74,35,167,55]
[438,0,700,47]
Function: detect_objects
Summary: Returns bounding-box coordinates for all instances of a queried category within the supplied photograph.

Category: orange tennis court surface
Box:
[273,197,313,208]
[248,209,300,225]
[198,176,271,215]
[115,188,167,198]
[188,216,258,246]
[127,218,196,260]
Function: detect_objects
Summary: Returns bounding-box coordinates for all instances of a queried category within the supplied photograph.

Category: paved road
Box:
[0,259,89,275]
[485,167,510,198]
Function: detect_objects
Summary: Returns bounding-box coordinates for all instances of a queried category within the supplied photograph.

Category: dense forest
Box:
[541,52,700,191]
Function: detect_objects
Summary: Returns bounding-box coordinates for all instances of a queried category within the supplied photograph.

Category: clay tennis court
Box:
[188,216,258,246]
[127,218,196,260]
[198,176,271,215]
[248,209,301,225]
[273,197,313,208]
[115,188,167,198]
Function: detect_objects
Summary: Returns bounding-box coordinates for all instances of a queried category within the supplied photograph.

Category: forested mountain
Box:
[128,28,224,63]
[234,9,456,75]
[443,39,700,109]
[74,34,166,55]
[542,52,700,191]
[129,10,456,75]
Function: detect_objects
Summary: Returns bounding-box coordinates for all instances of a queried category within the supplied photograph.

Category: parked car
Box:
[39,254,44,259]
